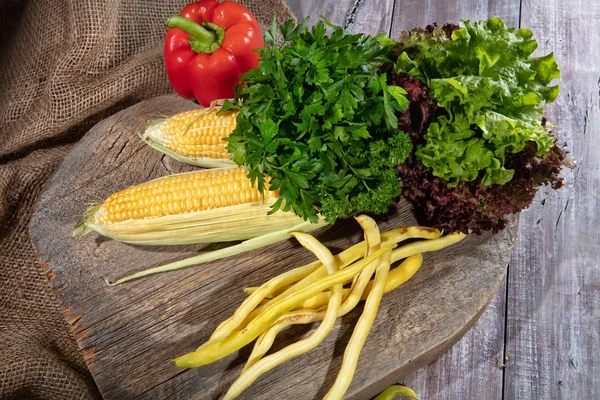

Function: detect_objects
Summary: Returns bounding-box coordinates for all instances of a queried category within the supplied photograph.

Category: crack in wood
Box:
[567,92,576,107]
[160,154,176,175]
[517,0,524,28]
[344,0,363,29]
[569,358,578,369]
[115,140,130,161]
[72,261,237,349]
[52,142,147,203]
[389,0,398,37]
[573,159,583,185]
[554,198,569,232]
[583,105,589,137]
[62,303,92,343]
[82,347,103,367]
[137,369,192,398]
[74,326,92,342]
[569,94,594,188]
[104,126,118,151]
[74,264,241,351]
[56,282,69,293]
[69,314,83,327]
[40,259,57,281]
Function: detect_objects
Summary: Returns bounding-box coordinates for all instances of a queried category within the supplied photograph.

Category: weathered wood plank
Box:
[286,0,395,36]
[385,1,521,398]
[401,275,507,400]
[31,95,516,399]
[389,0,522,35]
[505,0,600,398]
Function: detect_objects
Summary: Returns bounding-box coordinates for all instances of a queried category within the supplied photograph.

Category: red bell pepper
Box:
[164,0,264,107]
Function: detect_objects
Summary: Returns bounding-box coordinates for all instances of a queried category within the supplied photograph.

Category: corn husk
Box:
[140,105,237,168]
[107,219,327,285]
[75,197,322,246]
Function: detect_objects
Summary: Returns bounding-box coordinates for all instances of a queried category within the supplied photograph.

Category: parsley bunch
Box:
[223,18,412,223]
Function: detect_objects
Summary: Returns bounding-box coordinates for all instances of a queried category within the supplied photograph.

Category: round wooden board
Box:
[30,95,517,400]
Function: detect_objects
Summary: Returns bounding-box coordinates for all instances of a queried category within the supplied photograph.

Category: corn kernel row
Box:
[97,168,277,224]
[148,108,238,159]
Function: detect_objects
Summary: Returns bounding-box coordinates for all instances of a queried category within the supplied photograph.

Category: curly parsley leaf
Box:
[225,18,411,223]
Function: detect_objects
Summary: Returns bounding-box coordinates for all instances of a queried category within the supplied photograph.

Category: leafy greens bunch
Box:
[224,18,412,223]
[395,18,561,186]
[391,20,566,234]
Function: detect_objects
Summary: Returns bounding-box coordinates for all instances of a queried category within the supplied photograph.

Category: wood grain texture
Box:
[286,0,395,36]
[30,95,516,399]
[389,0,522,34]
[401,275,507,400]
[505,0,600,398]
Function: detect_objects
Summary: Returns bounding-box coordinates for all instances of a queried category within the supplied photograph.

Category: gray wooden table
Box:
[285,0,599,398]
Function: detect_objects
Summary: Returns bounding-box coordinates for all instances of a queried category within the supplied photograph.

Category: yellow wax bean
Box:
[373,385,419,400]
[300,253,423,310]
[239,227,441,329]
[173,245,394,368]
[325,249,392,399]
[224,232,344,399]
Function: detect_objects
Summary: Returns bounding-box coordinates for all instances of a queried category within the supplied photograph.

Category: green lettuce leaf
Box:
[395,18,560,186]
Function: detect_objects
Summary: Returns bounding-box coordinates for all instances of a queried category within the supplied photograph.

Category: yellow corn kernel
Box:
[143,107,238,160]
[96,168,277,225]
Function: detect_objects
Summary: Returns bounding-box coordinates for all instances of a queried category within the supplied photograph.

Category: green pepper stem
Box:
[168,15,217,48]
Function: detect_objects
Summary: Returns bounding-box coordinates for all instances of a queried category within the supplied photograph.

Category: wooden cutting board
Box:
[30,95,517,400]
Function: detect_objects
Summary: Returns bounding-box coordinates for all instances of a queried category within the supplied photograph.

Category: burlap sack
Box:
[0,1,294,398]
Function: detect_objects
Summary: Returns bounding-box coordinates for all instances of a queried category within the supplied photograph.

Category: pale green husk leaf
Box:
[77,197,314,246]
[107,218,327,285]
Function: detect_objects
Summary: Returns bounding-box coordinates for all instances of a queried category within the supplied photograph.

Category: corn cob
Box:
[141,106,237,168]
[74,167,323,246]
